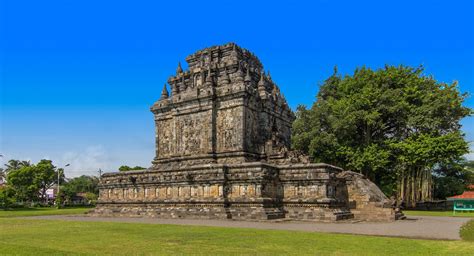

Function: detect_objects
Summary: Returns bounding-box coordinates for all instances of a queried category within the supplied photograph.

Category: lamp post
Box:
[57,163,70,208]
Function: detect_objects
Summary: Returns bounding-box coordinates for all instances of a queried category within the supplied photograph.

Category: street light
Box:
[57,163,70,208]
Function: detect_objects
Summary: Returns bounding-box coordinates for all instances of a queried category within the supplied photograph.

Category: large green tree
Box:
[34,160,59,203]
[292,65,471,206]
[6,159,62,204]
[63,175,99,195]
[432,160,473,199]
[7,165,39,203]
[60,175,99,205]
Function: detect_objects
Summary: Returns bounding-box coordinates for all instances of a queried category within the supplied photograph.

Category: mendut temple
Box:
[92,43,403,222]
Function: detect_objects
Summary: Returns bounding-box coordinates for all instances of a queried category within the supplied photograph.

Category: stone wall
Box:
[93,163,354,221]
[337,171,403,221]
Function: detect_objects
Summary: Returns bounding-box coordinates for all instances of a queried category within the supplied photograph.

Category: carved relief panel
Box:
[174,111,211,156]
[216,107,243,152]
[156,118,173,158]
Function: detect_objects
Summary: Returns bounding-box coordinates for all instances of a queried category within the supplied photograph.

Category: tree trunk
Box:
[397,166,434,208]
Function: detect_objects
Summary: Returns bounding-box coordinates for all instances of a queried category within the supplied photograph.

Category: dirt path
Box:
[26,215,470,240]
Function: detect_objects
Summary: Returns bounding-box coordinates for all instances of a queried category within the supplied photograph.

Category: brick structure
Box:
[92,43,400,222]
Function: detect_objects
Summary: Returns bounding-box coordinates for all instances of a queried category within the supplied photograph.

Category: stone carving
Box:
[92,43,401,222]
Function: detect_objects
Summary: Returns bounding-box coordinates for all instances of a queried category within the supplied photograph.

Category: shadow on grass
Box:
[0,206,94,218]
[404,210,474,218]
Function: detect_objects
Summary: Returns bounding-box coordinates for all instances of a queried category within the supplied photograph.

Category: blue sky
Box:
[1,0,473,177]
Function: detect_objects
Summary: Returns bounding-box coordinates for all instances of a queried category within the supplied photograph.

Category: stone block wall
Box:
[93,163,355,221]
[337,171,401,221]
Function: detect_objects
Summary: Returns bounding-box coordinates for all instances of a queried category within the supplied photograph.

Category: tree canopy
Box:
[4,159,31,173]
[6,159,60,204]
[1,159,100,208]
[119,165,146,172]
[292,65,471,206]
[62,175,99,195]
[60,175,99,205]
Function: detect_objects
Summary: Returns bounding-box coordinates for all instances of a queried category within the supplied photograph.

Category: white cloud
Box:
[466,152,474,161]
[1,143,152,178]
[60,145,114,178]
[465,144,474,161]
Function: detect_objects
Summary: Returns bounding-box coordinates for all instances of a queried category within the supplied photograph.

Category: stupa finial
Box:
[161,83,169,99]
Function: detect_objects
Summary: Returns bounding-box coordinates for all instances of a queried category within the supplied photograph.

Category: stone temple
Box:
[92,43,401,222]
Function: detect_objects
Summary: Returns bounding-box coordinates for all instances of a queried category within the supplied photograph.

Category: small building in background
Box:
[447,185,474,213]
[45,185,58,205]
[46,187,56,200]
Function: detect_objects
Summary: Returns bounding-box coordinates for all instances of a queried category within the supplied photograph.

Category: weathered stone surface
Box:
[337,171,404,221]
[92,43,399,222]
[149,43,294,169]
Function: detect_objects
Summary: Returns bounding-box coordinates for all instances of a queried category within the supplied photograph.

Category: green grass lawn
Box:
[0,218,472,255]
[1,208,473,255]
[404,210,474,217]
[0,206,92,218]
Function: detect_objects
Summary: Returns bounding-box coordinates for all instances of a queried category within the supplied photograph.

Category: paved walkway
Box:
[27,215,470,240]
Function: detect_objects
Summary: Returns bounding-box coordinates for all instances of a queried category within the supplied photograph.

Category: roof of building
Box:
[447,191,474,200]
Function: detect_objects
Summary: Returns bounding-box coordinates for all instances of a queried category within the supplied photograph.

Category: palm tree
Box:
[4,159,31,173]
[4,160,20,173]
[20,160,31,167]
[0,167,5,183]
